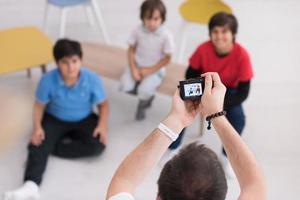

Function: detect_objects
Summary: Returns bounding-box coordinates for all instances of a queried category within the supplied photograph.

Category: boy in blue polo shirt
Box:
[4,39,109,200]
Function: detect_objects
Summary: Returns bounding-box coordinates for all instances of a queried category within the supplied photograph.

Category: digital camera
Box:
[179,78,205,100]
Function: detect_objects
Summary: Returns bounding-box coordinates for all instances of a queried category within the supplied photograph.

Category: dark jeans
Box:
[169,104,245,153]
[24,113,105,185]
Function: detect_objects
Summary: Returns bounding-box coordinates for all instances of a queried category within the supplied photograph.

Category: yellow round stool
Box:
[0,26,53,77]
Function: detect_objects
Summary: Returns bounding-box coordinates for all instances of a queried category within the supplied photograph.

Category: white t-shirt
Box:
[128,24,174,68]
[108,192,135,200]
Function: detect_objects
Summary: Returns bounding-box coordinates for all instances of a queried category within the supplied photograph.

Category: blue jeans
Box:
[169,130,185,150]
[169,104,246,152]
[222,104,245,155]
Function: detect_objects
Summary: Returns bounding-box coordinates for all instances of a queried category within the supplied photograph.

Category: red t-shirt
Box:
[189,41,254,88]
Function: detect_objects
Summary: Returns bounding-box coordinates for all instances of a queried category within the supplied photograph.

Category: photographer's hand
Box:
[200,72,226,116]
[165,89,200,132]
[200,73,266,200]
[106,89,197,199]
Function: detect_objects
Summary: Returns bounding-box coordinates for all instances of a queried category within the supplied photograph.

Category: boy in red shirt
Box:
[169,12,254,178]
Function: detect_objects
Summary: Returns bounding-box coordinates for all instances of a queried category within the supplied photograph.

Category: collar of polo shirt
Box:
[57,68,84,88]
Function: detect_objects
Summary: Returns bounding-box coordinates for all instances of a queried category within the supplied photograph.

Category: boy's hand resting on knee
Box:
[30,127,45,146]
[139,68,154,78]
[93,125,108,145]
[131,67,142,81]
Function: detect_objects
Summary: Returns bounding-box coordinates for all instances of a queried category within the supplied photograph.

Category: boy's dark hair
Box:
[158,143,228,200]
[140,0,166,23]
[53,39,83,62]
[209,12,238,40]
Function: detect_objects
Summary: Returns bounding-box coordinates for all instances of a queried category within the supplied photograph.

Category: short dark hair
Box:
[209,12,238,38]
[140,0,166,23]
[53,39,83,62]
[158,143,228,200]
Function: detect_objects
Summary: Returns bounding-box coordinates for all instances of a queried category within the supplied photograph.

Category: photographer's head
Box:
[158,143,227,200]
[53,39,82,80]
[157,73,227,200]
[106,72,265,200]
[208,12,238,55]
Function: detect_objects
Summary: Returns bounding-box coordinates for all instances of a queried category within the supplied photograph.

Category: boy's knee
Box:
[90,141,106,155]
[27,144,52,161]
[120,82,135,93]
[226,105,246,130]
[120,71,136,92]
[28,143,50,153]
[88,136,106,152]
[137,85,155,100]
[138,78,161,97]
[227,106,245,119]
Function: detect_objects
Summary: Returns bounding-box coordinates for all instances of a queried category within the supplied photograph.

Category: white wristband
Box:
[158,123,179,142]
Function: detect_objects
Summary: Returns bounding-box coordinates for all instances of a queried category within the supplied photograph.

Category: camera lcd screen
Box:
[184,83,203,97]
[179,78,205,100]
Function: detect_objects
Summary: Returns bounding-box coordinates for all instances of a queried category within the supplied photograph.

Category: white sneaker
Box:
[220,155,236,179]
[4,181,40,200]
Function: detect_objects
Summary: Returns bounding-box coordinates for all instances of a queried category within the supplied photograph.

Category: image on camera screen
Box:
[184,83,203,97]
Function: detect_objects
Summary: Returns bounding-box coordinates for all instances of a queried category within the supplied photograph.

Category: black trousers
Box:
[24,113,105,185]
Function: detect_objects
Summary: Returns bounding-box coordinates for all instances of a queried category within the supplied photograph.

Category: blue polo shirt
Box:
[36,67,106,122]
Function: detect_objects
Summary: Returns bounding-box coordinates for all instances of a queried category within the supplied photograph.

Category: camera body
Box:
[179,78,205,100]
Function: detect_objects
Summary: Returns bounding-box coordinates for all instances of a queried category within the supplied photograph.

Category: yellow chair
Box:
[177,0,232,63]
[0,26,53,77]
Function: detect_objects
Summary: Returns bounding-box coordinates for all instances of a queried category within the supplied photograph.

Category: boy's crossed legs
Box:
[4,113,105,200]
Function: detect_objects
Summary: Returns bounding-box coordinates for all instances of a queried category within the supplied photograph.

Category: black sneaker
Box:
[135,100,147,120]
[135,96,155,120]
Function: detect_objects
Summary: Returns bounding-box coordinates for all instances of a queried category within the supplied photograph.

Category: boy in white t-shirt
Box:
[120,0,174,120]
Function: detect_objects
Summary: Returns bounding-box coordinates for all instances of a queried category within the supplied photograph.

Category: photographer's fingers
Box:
[173,88,184,102]
[202,72,223,86]
[192,99,201,111]
[174,87,180,96]
[210,73,222,87]
[202,74,212,95]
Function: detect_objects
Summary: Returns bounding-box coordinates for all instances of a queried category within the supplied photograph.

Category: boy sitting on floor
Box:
[4,39,109,200]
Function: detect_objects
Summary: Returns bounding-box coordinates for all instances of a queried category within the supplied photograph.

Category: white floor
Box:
[0,0,299,199]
